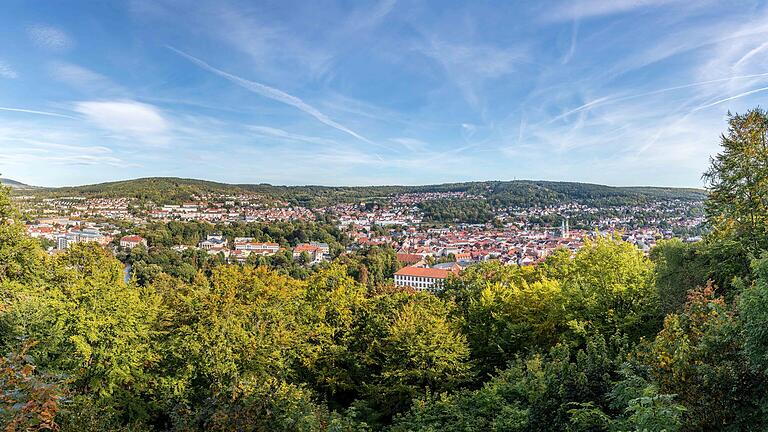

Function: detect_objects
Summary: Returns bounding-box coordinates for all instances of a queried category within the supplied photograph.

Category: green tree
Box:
[298,264,367,403]
[2,242,162,428]
[557,235,660,345]
[641,284,764,430]
[392,336,620,432]
[650,239,709,315]
[739,254,768,374]
[151,266,308,426]
[442,263,563,377]
[354,293,471,424]
[0,186,42,283]
[703,108,768,254]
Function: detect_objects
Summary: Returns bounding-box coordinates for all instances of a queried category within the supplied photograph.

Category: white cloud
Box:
[74,100,170,144]
[27,24,73,50]
[0,61,17,79]
[51,62,125,95]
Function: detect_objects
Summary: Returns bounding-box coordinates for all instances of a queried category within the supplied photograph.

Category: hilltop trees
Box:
[704,108,768,254]
[0,185,42,283]
[2,243,162,429]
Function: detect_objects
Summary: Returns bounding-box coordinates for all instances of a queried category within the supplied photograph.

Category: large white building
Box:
[56,229,110,250]
[233,241,280,254]
[394,266,459,292]
[199,234,227,252]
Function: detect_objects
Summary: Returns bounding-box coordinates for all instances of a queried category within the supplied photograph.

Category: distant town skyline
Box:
[2,0,768,188]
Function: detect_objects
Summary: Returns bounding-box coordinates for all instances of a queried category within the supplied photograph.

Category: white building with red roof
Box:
[119,235,147,249]
[394,265,460,293]
[234,241,280,255]
[293,243,325,264]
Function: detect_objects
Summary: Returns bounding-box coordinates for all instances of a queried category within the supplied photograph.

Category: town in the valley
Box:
[16,189,705,291]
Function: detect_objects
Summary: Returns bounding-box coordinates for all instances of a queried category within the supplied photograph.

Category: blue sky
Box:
[2,0,768,187]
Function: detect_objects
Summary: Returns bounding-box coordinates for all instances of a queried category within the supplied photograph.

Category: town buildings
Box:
[20,190,705,271]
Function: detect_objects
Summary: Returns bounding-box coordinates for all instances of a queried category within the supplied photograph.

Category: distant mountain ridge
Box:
[0,178,35,189]
[31,177,707,208]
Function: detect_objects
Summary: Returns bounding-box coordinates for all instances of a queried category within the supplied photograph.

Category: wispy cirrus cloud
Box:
[692,86,768,112]
[415,35,531,110]
[74,100,170,144]
[543,0,690,22]
[27,24,73,50]
[169,46,373,144]
[343,0,397,33]
[0,126,125,171]
[548,72,768,124]
[248,125,340,146]
[0,61,17,79]
[390,137,428,152]
[50,62,126,96]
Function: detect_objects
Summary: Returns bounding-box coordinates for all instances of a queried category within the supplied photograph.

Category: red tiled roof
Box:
[395,266,458,279]
[294,244,321,253]
[236,242,279,247]
[120,235,144,242]
[396,253,423,264]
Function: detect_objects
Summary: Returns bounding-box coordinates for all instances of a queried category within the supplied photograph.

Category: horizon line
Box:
[2,175,708,191]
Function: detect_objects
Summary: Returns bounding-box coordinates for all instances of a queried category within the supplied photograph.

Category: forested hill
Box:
[31,177,706,207]
[0,177,35,189]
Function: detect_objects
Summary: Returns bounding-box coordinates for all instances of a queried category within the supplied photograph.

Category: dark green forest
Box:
[2,109,768,431]
[29,175,705,209]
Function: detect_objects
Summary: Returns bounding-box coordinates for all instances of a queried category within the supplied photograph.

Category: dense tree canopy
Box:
[704,108,768,253]
[5,108,768,431]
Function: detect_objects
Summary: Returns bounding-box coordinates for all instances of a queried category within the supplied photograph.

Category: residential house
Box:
[120,235,147,249]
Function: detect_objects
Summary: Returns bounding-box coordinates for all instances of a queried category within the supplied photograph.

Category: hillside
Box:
[32,177,707,207]
[0,177,35,189]
[35,177,251,203]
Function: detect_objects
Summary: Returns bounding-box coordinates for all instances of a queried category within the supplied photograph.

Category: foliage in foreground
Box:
[4,109,768,431]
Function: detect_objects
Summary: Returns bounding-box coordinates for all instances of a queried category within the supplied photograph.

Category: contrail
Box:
[167,46,373,145]
[692,86,768,112]
[548,97,611,123]
[0,106,77,119]
[550,71,768,123]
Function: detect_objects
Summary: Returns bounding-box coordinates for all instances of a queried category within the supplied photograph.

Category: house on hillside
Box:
[120,235,147,249]
[309,241,330,256]
[293,243,326,264]
[396,252,426,267]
